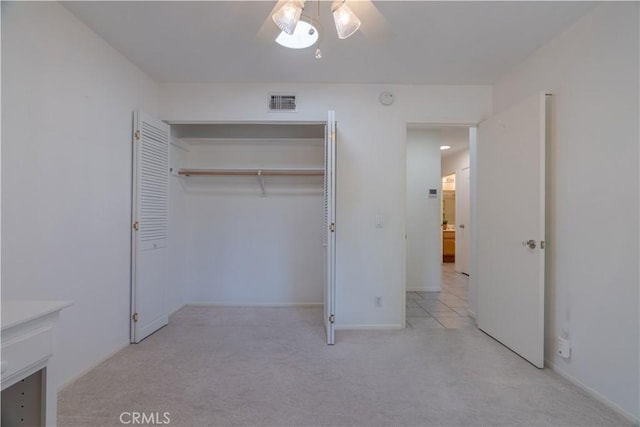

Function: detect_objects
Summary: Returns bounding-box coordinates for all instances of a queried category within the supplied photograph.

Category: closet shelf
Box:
[177,168,324,177]
[177,168,324,197]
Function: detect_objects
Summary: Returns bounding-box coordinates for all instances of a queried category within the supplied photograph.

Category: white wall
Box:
[168,142,189,313]
[442,148,470,178]
[1,2,158,387]
[492,3,639,420]
[406,129,442,292]
[160,84,492,328]
[171,137,325,305]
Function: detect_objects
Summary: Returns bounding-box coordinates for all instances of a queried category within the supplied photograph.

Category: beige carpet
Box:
[58,306,631,426]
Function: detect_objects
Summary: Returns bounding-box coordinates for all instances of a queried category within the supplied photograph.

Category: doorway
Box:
[441,173,456,263]
[404,94,547,367]
[440,130,471,275]
[406,264,472,329]
[404,125,473,329]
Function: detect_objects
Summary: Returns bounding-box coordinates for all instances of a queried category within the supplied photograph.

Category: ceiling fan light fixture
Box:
[332,2,361,39]
[272,0,304,35]
[275,17,319,49]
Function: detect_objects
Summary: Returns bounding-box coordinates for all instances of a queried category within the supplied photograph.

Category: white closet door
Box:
[131,111,170,343]
[477,93,546,368]
[324,110,337,345]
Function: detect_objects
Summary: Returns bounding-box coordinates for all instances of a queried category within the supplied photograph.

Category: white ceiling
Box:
[63,1,596,85]
[409,125,469,158]
[436,127,469,158]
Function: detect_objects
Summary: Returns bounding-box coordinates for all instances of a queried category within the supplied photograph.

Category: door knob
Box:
[522,239,537,249]
[459,224,465,229]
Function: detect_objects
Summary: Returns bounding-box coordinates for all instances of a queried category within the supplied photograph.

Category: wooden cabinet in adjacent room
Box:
[443,230,455,263]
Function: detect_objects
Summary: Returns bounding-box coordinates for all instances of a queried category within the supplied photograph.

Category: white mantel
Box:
[2,301,72,332]
[1,300,72,427]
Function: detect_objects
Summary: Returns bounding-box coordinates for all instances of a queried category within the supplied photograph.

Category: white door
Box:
[455,167,470,275]
[131,111,170,343]
[324,110,337,345]
[477,93,546,368]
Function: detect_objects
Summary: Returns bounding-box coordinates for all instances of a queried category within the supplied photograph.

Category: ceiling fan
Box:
[257,0,391,58]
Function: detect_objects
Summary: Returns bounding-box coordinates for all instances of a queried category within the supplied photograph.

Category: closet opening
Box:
[164,119,336,344]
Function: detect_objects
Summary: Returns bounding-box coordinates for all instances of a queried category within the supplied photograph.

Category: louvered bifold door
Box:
[324,110,337,345]
[131,111,170,343]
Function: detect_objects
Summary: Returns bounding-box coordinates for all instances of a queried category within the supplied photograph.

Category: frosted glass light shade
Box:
[332,3,361,39]
[272,1,304,35]
[275,19,319,49]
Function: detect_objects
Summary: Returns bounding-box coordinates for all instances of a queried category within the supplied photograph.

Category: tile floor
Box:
[406,263,474,329]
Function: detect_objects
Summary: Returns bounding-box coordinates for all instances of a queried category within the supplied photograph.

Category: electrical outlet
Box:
[557,336,571,359]
[374,296,382,308]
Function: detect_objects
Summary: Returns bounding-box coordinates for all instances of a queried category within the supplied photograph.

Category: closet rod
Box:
[178,169,324,177]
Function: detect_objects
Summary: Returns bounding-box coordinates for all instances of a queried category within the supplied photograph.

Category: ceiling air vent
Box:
[269,94,297,112]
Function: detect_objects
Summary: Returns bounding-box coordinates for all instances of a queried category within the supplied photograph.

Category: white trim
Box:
[407,286,441,292]
[401,124,407,330]
[468,126,479,324]
[58,340,130,391]
[135,315,169,342]
[169,304,186,317]
[170,139,190,152]
[164,120,326,125]
[335,324,403,331]
[406,122,479,129]
[3,359,48,392]
[184,302,322,308]
[545,359,639,425]
[467,309,477,320]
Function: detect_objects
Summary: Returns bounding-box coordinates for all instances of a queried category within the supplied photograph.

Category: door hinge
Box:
[134,130,140,140]
[133,221,139,231]
[329,314,335,324]
[132,313,138,322]
[330,223,335,232]
[540,240,545,249]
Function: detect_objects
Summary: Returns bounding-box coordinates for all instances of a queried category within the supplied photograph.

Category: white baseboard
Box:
[545,359,639,425]
[59,305,186,390]
[169,303,186,316]
[58,340,130,391]
[184,302,322,308]
[406,287,440,292]
[335,324,403,331]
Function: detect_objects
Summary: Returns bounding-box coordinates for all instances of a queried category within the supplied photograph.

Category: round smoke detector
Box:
[379,91,394,106]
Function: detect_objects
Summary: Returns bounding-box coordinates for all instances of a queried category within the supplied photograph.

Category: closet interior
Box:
[169,123,327,307]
